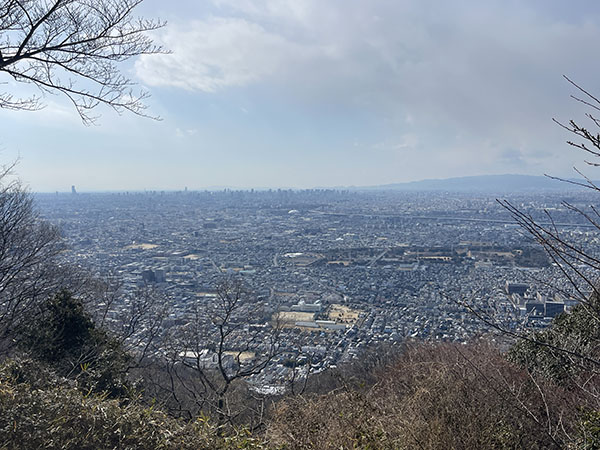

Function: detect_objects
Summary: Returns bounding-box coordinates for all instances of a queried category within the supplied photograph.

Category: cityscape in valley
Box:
[35,181,595,391]
[5,1,600,447]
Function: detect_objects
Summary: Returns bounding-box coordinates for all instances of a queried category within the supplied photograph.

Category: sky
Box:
[2,0,600,191]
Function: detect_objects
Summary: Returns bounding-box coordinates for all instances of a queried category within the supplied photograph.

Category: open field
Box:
[125,243,158,250]
[328,304,360,324]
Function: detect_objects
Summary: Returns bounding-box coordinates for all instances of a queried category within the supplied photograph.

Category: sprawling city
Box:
[35,186,594,391]
[4,1,600,447]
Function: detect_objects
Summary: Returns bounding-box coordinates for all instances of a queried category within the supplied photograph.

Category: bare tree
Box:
[499,76,600,310]
[488,77,600,403]
[84,275,168,369]
[151,278,283,427]
[0,0,165,123]
[0,163,67,352]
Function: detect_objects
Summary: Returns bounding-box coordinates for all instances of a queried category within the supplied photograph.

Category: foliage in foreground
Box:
[510,299,600,384]
[3,337,600,449]
[4,289,600,450]
[0,358,264,450]
[267,342,582,449]
[18,290,132,398]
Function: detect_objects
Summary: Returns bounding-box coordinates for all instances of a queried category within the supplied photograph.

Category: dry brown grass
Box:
[267,342,578,449]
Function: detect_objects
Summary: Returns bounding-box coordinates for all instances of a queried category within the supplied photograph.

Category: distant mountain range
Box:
[357,174,592,193]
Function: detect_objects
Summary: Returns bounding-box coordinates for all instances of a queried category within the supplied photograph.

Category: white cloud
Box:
[136,0,600,180]
[211,0,315,26]
[135,17,316,92]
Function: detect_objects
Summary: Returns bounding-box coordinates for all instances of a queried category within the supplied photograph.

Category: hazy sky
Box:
[2,0,600,191]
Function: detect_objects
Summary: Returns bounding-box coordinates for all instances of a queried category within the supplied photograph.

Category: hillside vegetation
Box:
[0,357,262,450]
[2,317,600,448]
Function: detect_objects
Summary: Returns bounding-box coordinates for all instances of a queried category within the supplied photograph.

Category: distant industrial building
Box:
[505,282,529,296]
[142,268,166,284]
[291,301,322,313]
[524,301,545,317]
[544,301,565,318]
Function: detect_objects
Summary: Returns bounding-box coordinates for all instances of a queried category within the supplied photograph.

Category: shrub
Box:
[18,290,132,398]
[509,299,600,384]
[267,342,576,449]
[0,357,265,449]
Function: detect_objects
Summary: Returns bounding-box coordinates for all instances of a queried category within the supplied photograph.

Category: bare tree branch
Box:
[0,0,166,124]
[156,277,283,426]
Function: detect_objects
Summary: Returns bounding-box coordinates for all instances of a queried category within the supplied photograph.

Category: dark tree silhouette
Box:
[20,289,133,397]
[0,163,66,352]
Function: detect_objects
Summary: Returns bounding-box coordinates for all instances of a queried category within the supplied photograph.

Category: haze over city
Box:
[5,1,600,447]
[2,0,600,191]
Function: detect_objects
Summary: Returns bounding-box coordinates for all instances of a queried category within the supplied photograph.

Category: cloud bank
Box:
[134,0,600,183]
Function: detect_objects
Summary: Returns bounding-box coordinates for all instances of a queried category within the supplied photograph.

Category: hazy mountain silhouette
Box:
[359,174,589,192]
